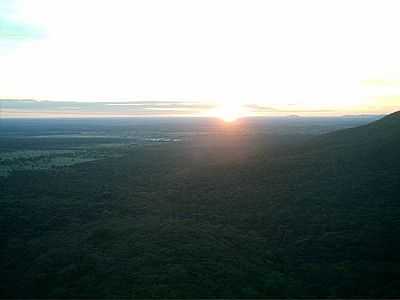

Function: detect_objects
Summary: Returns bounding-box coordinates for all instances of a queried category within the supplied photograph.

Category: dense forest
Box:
[1,112,400,298]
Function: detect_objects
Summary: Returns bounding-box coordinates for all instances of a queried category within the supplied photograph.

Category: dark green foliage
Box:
[1,113,400,298]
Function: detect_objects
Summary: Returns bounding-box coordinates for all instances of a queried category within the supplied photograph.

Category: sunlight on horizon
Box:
[1,0,400,116]
[211,103,244,122]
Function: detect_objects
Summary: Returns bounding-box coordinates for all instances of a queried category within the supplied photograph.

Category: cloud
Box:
[243,104,335,116]
[2,99,385,118]
[0,99,218,117]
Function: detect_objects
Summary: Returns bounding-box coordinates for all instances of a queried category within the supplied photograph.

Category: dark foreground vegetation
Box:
[1,113,399,298]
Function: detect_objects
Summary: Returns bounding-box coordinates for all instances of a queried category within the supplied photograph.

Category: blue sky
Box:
[0,0,42,47]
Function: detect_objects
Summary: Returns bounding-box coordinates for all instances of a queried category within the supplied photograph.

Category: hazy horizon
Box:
[1,0,400,119]
[0,99,394,118]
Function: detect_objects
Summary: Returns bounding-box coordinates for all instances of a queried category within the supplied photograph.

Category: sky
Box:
[1,0,400,117]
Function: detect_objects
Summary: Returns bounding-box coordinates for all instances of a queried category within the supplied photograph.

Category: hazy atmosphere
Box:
[1,1,400,299]
[1,0,400,117]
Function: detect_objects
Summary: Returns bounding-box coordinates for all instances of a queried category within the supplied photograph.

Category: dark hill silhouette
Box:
[318,110,400,145]
[374,110,400,124]
[299,111,400,165]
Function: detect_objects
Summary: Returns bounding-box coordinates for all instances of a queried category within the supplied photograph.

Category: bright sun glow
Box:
[1,0,400,115]
[213,103,243,122]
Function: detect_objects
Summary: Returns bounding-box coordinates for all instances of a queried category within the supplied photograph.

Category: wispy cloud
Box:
[1,99,387,118]
[0,100,217,117]
[244,104,335,115]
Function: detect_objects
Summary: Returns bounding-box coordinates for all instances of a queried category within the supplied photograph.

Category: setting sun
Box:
[2,1,400,298]
[213,103,243,122]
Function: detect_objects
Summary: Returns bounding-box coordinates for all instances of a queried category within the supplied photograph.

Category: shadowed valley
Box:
[1,114,399,298]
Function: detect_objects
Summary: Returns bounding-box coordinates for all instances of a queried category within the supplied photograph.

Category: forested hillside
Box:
[1,113,400,298]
